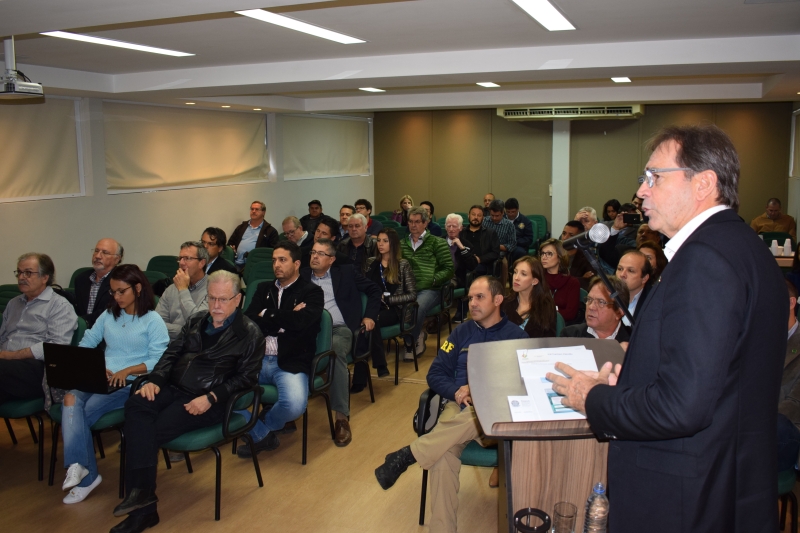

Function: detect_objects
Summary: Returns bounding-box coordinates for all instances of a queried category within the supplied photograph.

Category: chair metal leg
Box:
[162,448,172,470]
[366,368,375,403]
[5,417,17,444]
[34,414,44,481]
[242,434,264,487]
[231,439,237,455]
[48,421,60,486]
[184,452,193,473]
[118,428,125,499]
[323,393,335,439]
[95,432,105,459]
[212,447,222,521]
[419,469,429,525]
[26,416,38,444]
[302,410,308,465]
[393,338,400,386]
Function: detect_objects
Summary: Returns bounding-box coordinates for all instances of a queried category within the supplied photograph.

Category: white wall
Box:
[0,98,373,285]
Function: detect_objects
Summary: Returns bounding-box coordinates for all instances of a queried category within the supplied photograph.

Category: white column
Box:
[551,120,571,236]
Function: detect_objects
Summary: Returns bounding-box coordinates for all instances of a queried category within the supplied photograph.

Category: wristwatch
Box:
[205,392,216,404]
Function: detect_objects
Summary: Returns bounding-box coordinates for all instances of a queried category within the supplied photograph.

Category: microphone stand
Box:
[575,239,635,326]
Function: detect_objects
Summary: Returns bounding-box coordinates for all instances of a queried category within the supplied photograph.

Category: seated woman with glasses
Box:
[60,264,169,505]
[503,256,557,338]
[358,228,417,386]
[538,238,580,325]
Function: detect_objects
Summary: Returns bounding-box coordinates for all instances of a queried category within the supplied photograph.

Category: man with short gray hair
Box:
[156,241,209,341]
[282,216,312,250]
[75,238,123,327]
[338,213,377,274]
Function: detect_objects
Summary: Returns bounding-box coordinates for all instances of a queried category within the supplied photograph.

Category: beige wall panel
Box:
[429,109,492,217]
[490,115,553,220]
[570,119,642,217]
[639,104,716,168]
[373,111,432,214]
[714,102,792,224]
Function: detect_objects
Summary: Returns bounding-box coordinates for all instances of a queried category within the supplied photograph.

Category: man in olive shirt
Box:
[751,198,796,239]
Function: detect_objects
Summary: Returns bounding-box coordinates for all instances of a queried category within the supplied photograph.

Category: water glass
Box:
[551,501,577,533]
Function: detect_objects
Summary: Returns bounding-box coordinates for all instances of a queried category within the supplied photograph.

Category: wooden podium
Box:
[467,338,625,533]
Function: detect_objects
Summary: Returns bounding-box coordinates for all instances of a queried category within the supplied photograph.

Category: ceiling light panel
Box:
[40,31,194,56]
[359,87,385,92]
[236,9,365,44]
[477,82,500,87]
[612,77,631,83]
[510,0,576,31]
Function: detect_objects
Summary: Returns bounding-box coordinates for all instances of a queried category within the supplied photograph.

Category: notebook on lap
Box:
[43,343,125,395]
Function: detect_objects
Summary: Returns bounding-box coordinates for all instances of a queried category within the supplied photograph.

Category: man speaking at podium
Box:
[548,125,787,533]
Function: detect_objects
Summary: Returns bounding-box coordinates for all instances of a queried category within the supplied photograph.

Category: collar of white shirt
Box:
[587,319,622,340]
[663,205,729,262]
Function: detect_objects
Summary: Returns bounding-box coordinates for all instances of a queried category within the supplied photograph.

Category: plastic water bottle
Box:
[582,482,609,533]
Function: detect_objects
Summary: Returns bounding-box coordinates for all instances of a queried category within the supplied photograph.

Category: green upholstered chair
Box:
[528,214,549,249]
[259,310,336,465]
[377,211,394,218]
[527,220,539,255]
[381,301,419,385]
[395,226,409,239]
[425,284,454,352]
[243,260,274,286]
[242,279,268,311]
[243,247,273,265]
[556,313,565,337]
[0,284,22,314]
[372,214,389,223]
[761,232,795,249]
[382,220,401,229]
[143,270,168,288]
[145,256,179,278]
[220,246,235,263]
[71,317,87,346]
[0,398,46,480]
[778,468,797,533]
[47,404,127,497]
[68,267,94,289]
[415,388,496,525]
[346,293,375,403]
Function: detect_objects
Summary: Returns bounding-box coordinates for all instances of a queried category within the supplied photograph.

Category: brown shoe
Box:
[334,419,352,447]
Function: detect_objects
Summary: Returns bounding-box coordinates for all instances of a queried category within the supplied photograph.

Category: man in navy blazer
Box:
[302,238,381,447]
[548,125,787,532]
[75,238,123,327]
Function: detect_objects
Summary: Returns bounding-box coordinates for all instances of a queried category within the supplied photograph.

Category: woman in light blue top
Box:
[60,264,169,504]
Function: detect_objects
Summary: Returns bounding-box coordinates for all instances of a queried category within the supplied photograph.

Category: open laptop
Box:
[43,343,125,395]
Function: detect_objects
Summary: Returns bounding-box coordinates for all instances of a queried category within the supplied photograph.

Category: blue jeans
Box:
[410,289,441,344]
[241,356,308,443]
[62,387,130,487]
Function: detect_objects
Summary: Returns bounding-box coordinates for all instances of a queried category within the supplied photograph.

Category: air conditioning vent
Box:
[499,105,644,121]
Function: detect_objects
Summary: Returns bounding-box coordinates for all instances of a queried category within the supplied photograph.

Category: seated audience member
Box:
[355,199,384,237]
[483,199,516,259]
[787,245,800,296]
[229,201,280,269]
[602,199,621,222]
[599,202,640,269]
[560,276,630,343]
[338,213,377,274]
[75,239,123,327]
[339,205,355,240]
[778,279,800,472]
[561,221,594,290]
[636,223,662,247]
[300,199,325,236]
[238,242,323,458]
[156,241,208,341]
[61,265,168,505]
[282,216,313,251]
[401,207,454,359]
[300,217,351,269]
[303,239,381,445]
[631,193,643,214]
[111,271,264,532]
[574,206,598,232]
[504,198,533,262]
[538,239,580,325]
[0,253,77,407]
[751,197,797,239]
[450,209,501,322]
[503,256,557,338]
[482,193,495,217]
[391,195,413,226]
[201,227,238,276]
[374,276,528,533]
[637,241,667,282]
[615,249,653,325]
[363,229,417,383]
[420,201,442,237]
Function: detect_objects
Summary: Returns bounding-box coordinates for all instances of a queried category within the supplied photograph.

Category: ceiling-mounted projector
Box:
[1,36,43,100]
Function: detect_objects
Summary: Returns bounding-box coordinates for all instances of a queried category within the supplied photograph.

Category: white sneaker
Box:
[403,345,415,362]
[63,475,102,504]
[168,451,185,463]
[415,331,427,356]
[62,463,89,491]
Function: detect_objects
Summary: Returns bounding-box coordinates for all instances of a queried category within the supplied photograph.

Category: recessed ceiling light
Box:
[510,0,575,31]
[236,9,365,44]
[477,82,500,88]
[185,102,196,105]
[359,87,385,93]
[221,105,231,108]
[253,108,262,111]
[40,31,194,56]
[612,77,632,83]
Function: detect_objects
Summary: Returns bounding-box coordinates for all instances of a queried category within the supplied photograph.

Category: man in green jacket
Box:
[400,207,454,360]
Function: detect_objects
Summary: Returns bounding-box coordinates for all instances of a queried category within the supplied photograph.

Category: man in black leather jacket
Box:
[110,270,265,533]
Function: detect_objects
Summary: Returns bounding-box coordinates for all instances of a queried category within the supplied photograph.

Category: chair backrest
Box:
[69,267,94,289]
[414,388,445,437]
[243,260,274,286]
[377,211,394,218]
[220,246,235,263]
[528,215,548,241]
[395,226,409,238]
[242,279,268,311]
[761,232,795,248]
[0,284,22,314]
[143,270,168,287]
[71,317,87,346]
[440,283,454,308]
[382,220,401,229]
[372,214,389,222]
[555,313,565,337]
[145,255,179,277]
[245,247,274,265]
[312,310,334,378]
[580,288,588,303]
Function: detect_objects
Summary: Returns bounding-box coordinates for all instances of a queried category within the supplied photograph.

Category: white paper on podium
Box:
[507,396,540,422]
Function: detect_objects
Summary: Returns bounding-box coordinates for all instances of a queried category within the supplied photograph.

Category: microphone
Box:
[562,224,610,250]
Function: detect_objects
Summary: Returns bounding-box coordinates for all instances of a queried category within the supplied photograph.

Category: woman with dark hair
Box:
[503,256,557,338]
[637,241,668,283]
[391,194,413,226]
[602,199,621,222]
[358,228,417,387]
[538,238,580,324]
[59,264,169,504]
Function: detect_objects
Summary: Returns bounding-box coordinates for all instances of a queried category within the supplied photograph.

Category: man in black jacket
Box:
[201,227,238,276]
[302,239,381,446]
[74,238,122,327]
[228,201,280,269]
[111,270,265,533]
[459,206,500,278]
[237,241,324,458]
[560,276,631,343]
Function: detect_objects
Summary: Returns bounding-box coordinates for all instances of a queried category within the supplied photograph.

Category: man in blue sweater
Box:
[374,276,528,533]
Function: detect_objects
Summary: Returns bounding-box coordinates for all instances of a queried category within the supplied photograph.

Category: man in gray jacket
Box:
[156,241,208,341]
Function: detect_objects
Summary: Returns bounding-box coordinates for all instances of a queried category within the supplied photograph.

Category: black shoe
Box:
[110,512,159,533]
[350,383,366,394]
[280,420,297,434]
[236,431,279,458]
[375,446,417,490]
[113,488,158,517]
[377,367,390,378]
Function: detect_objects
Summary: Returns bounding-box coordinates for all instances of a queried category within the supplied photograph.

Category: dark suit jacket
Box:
[585,209,788,532]
[560,322,630,342]
[629,282,652,321]
[506,213,534,252]
[301,264,381,333]
[74,269,113,327]
[205,256,238,276]
[228,220,279,252]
